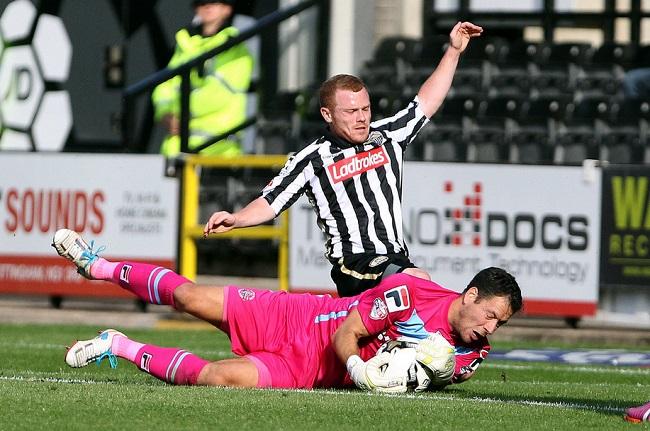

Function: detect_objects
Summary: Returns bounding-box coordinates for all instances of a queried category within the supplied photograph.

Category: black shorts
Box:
[330,253,416,297]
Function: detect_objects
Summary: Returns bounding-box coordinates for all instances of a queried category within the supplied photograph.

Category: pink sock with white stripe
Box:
[90,260,190,308]
[111,335,209,385]
[137,345,209,385]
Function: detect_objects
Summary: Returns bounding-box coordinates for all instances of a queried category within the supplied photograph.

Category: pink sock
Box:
[89,258,119,280]
[132,344,210,385]
[111,335,144,362]
[101,261,190,307]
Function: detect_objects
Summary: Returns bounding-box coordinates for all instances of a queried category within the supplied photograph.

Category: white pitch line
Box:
[0,372,630,414]
[0,375,111,385]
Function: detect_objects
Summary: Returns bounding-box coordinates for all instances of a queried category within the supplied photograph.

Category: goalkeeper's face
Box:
[454,288,513,343]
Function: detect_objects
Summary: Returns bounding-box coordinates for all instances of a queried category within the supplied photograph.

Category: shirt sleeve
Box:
[356,278,416,336]
[452,344,491,383]
[261,148,315,215]
[370,96,429,150]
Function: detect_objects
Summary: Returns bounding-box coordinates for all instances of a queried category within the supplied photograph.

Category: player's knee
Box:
[172,282,199,312]
[403,267,431,281]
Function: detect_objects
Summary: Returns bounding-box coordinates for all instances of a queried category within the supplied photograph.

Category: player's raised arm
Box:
[417,21,483,118]
[203,197,275,236]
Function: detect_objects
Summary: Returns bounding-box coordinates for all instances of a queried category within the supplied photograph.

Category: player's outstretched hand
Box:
[449,21,483,53]
[203,211,237,237]
[346,353,407,394]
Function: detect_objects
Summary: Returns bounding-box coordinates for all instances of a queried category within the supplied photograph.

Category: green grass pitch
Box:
[0,323,647,430]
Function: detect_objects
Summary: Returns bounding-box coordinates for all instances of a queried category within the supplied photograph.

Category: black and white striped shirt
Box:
[262,96,429,262]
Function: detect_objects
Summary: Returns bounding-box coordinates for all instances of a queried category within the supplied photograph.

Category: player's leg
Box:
[52,229,224,323]
[331,253,431,296]
[402,267,431,280]
[65,328,259,387]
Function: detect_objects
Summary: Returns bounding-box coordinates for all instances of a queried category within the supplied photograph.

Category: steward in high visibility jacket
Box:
[152,1,253,157]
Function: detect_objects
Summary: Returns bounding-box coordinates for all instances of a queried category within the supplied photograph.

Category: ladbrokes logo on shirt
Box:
[327,147,388,183]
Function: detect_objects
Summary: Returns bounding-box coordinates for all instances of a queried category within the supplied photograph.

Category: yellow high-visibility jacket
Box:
[152,24,253,157]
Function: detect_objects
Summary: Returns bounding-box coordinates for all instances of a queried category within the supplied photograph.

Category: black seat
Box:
[360,36,421,91]
[466,124,508,163]
[371,91,404,119]
[510,126,553,164]
[591,42,638,69]
[505,41,553,66]
[414,125,466,162]
[417,35,449,67]
[463,37,510,64]
[599,131,643,163]
[490,63,532,97]
[548,42,594,67]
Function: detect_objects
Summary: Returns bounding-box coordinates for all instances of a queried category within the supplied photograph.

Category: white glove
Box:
[415,332,456,386]
[346,353,407,393]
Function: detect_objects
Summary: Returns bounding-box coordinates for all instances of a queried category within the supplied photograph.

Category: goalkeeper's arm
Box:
[332,309,406,393]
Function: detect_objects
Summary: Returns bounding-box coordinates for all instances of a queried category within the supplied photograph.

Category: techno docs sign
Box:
[289,163,601,317]
[0,0,73,151]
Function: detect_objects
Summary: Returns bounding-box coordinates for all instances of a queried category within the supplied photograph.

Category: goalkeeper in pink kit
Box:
[54,229,522,392]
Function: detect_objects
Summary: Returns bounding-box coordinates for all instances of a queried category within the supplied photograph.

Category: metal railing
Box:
[122,0,321,154]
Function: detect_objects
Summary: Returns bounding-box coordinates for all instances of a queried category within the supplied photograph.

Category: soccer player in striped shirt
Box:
[54,229,521,392]
[204,22,484,297]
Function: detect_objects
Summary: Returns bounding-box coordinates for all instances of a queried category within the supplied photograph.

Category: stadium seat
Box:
[599,131,643,164]
[371,91,405,119]
[509,126,553,164]
[371,36,422,66]
[505,41,553,66]
[417,35,450,67]
[575,67,623,97]
[451,62,486,94]
[522,95,573,123]
[554,124,599,164]
[548,42,594,67]
[489,63,532,97]
[482,95,525,122]
[255,119,297,154]
[414,125,466,162]
[634,44,650,68]
[361,36,422,91]
[462,37,510,64]
[466,125,508,163]
[591,42,638,69]
[530,65,572,96]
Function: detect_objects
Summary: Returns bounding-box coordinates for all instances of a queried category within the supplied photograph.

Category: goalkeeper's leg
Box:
[66,329,259,387]
[52,229,226,325]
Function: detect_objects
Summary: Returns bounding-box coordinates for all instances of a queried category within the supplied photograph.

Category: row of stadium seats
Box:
[254,90,650,164]
[362,37,650,99]
[252,37,650,164]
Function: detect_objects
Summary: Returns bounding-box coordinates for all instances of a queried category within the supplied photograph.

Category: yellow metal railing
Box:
[180,154,289,290]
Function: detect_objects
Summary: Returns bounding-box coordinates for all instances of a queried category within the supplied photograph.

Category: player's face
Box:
[454,288,513,344]
[322,88,371,145]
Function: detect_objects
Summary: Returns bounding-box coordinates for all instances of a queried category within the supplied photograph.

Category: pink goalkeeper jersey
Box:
[225,273,489,389]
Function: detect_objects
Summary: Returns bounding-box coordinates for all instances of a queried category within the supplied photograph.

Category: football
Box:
[376,340,435,392]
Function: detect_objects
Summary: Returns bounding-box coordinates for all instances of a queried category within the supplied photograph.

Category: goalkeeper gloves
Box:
[346,353,407,394]
[415,332,456,385]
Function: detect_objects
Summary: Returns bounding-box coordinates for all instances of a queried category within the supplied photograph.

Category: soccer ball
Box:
[377,340,436,392]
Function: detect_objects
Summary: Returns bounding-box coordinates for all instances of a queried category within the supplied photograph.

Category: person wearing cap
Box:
[152,0,253,157]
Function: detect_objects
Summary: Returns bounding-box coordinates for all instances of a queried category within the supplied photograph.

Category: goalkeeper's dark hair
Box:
[463,267,522,314]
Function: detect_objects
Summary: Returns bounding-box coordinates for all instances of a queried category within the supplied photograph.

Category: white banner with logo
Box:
[289,162,601,316]
[0,153,178,296]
